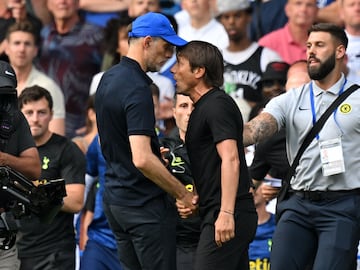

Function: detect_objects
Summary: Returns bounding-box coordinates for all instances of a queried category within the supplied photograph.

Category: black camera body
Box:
[0,166,66,250]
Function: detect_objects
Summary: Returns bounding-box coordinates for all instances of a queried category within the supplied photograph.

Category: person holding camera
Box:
[0,60,40,270]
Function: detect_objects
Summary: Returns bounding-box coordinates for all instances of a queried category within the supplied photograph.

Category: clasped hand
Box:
[176,193,198,219]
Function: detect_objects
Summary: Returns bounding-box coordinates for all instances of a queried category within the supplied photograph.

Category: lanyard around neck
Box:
[309,79,347,140]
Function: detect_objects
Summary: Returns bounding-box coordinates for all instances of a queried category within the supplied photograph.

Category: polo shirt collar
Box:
[311,73,346,96]
[121,56,153,85]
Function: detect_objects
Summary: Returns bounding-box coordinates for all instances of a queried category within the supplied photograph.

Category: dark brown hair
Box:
[176,40,224,88]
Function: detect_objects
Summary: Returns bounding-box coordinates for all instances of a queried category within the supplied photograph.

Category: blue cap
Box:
[128,12,188,46]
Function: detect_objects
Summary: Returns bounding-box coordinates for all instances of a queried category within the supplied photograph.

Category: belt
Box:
[293,189,360,202]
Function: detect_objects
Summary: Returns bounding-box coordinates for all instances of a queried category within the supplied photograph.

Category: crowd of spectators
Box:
[1,0,359,269]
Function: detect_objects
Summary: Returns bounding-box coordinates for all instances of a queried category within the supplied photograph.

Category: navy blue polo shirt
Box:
[95,56,165,206]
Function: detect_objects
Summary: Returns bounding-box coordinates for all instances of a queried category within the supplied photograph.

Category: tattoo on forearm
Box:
[253,117,277,143]
[244,114,278,146]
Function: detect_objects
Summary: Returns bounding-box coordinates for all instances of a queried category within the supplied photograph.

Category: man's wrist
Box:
[220,209,234,215]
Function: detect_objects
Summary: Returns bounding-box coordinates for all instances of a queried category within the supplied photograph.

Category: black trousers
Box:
[103,196,177,270]
[194,207,258,270]
[19,248,75,270]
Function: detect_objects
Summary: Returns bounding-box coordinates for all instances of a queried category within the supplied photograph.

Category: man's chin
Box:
[31,131,42,139]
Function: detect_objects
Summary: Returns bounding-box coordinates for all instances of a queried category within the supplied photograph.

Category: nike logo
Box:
[298,107,310,110]
[5,70,15,76]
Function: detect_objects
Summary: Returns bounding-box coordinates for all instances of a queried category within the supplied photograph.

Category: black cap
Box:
[0,61,17,93]
[260,61,290,83]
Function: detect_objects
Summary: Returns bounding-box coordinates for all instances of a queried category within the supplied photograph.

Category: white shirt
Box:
[24,66,65,119]
[345,31,360,84]
[178,18,229,50]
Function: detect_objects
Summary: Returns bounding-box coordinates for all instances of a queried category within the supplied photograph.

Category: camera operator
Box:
[0,60,41,270]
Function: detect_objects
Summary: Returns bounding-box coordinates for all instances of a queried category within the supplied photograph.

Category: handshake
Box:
[176,190,198,219]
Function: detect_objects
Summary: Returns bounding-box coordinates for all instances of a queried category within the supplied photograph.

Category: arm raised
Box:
[243,112,278,147]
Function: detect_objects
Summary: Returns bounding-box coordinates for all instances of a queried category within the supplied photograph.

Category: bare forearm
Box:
[243,112,278,146]
[0,150,41,180]
[316,1,344,26]
[220,159,239,213]
[62,184,85,213]
[30,0,52,25]
[79,0,130,12]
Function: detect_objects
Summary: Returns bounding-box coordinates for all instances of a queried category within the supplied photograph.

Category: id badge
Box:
[319,137,345,176]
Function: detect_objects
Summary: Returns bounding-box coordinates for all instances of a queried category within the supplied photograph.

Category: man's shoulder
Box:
[27,66,63,93]
[258,25,288,45]
[43,134,85,162]
[76,21,104,41]
[43,133,68,148]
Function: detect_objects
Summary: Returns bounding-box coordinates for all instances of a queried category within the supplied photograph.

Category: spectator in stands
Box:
[178,0,229,49]
[0,0,42,61]
[79,0,129,27]
[128,0,160,18]
[249,0,288,41]
[316,0,343,26]
[38,0,103,139]
[258,61,290,100]
[258,0,318,64]
[285,59,310,90]
[5,20,65,135]
[72,95,97,155]
[340,0,360,84]
[217,0,282,122]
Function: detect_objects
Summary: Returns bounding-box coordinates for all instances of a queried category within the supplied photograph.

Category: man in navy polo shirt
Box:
[95,12,197,270]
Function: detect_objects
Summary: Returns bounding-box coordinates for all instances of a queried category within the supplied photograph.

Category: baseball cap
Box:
[217,0,251,16]
[260,62,290,83]
[128,12,188,46]
[0,61,17,93]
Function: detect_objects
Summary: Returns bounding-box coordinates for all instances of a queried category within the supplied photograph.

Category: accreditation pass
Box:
[319,137,345,176]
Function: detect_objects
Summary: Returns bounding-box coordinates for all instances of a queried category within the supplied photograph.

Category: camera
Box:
[0,166,66,249]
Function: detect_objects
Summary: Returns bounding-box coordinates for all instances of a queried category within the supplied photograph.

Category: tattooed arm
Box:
[243,112,279,147]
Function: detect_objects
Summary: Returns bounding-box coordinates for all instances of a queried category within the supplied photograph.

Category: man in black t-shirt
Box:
[0,60,40,270]
[17,85,85,270]
[172,40,257,270]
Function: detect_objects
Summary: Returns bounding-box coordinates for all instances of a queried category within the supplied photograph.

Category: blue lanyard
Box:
[309,79,347,140]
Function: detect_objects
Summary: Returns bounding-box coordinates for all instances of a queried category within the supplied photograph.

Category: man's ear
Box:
[194,66,205,79]
[143,36,152,49]
[336,44,346,60]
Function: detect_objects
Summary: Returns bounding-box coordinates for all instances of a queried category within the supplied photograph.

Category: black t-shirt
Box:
[249,128,290,181]
[0,112,36,207]
[17,133,86,258]
[186,88,253,220]
[2,112,36,155]
[95,56,165,206]
[160,133,201,247]
[223,46,263,103]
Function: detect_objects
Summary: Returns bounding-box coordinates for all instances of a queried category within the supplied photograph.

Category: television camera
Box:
[0,166,66,250]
